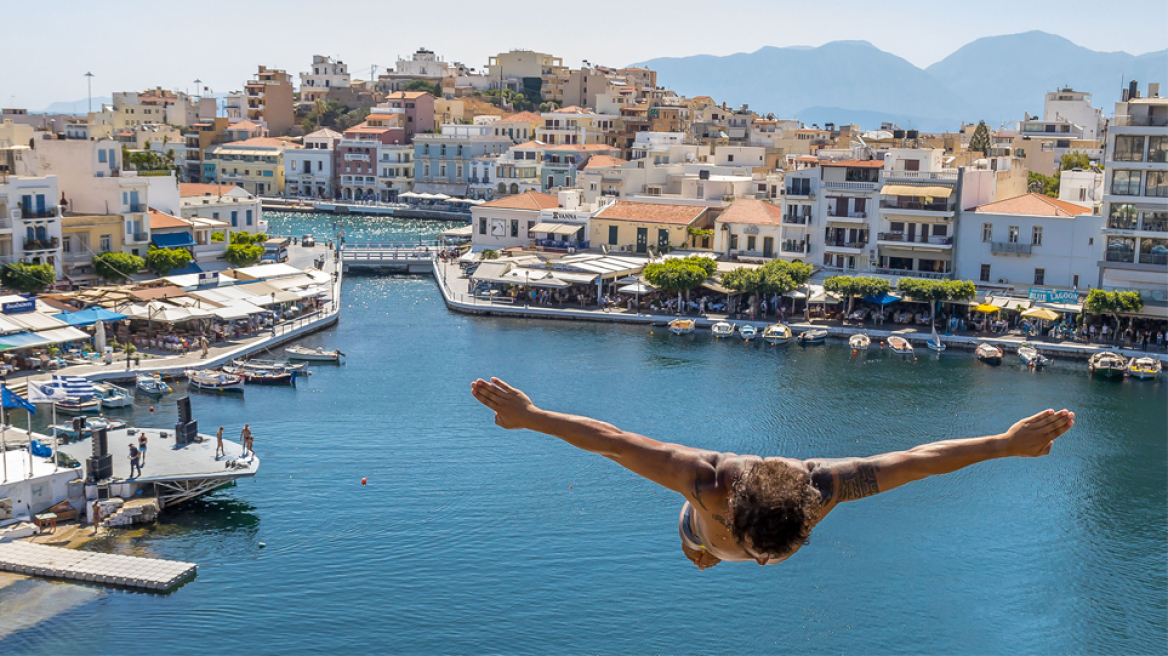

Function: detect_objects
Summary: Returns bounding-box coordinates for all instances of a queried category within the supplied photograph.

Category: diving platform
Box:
[0,541,196,592]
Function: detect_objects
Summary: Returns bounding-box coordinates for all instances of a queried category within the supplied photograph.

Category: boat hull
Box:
[927,341,946,352]
[849,335,870,349]
[286,348,341,362]
[55,401,102,415]
[1090,366,1125,378]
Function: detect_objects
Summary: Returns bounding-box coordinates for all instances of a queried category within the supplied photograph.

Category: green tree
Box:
[969,120,990,155]
[211,231,225,242]
[481,249,500,260]
[225,243,264,268]
[643,257,715,299]
[403,80,442,97]
[824,275,891,313]
[1084,289,1144,330]
[1060,151,1093,171]
[1028,171,1059,198]
[144,246,192,276]
[898,278,977,320]
[0,263,55,293]
[92,252,144,282]
[722,260,811,314]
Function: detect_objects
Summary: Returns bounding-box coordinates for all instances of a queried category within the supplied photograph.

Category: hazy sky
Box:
[2,0,1165,110]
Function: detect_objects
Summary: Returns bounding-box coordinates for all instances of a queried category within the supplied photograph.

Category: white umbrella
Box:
[94,319,106,352]
[432,193,451,200]
[617,283,653,294]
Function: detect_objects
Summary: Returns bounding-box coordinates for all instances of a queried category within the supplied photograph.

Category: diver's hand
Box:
[471,378,539,430]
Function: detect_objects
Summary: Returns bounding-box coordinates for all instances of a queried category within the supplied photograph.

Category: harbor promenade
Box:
[433,260,1166,363]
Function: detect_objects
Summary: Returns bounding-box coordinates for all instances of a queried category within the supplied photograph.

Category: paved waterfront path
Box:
[434,260,1166,363]
[0,541,195,592]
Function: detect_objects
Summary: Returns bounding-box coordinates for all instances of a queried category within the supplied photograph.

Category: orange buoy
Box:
[149,406,155,413]
[361,478,367,486]
[853,349,857,355]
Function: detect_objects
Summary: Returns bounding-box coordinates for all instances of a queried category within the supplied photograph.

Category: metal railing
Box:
[785,186,813,196]
[874,267,951,279]
[1138,252,1168,265]
[782,214,809,225]
[824,240,867,249]
[1106,251,1135,263]
[534,239,589,250]
[880,200,954,212]
[780,243,807,254]
[20,208,59,219]
[883,170,959,180]
[822,181,878,191]
[23,237,59,251]
[827,209,867,219]
[991,241,1033,254]
[878,233,953,245]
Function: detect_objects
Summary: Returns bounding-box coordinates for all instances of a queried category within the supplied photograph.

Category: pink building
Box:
[385,91,435,142]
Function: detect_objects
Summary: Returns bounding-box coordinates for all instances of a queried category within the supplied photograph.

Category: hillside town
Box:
[0,47,1164,327]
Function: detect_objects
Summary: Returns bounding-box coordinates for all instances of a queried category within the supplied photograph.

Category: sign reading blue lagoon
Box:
[1027,288,1081,303]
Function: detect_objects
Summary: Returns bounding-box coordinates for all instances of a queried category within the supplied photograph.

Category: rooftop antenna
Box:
[85,71,95,113]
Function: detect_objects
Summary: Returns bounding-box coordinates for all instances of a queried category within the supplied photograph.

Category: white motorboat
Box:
[849,333,871,350]
[55,397,102,414]
[1018,344,1050,368]
[1089,351,1126,378]
[739,325,758,341]
[669,319,696,335]
[186,369,246,392]
[286,345,344,362]
[711,322,735,338]
[136,373,172,395]
[234,358,309,373]
[1125,356,1162,380]
[976,343,1004,365]
[93,383,133,408]
[52,416,128,440]
[796,329,827,344]
[927,325,947,352]
[763,324,791,345]
[887,335,914,355]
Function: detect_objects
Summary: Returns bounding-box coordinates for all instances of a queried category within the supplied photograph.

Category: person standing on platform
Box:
[128,444,142,478]
[92,500,102,535]
[138,433,148,466]
[201,336,209,359]
[215,426,225,459]
[240,424,253,457]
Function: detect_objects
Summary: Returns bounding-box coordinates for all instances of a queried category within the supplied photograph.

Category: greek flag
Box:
[52,375,94,399]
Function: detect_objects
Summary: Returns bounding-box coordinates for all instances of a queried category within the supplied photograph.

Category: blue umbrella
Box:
[61,307,128,326]
[862,292,902,305]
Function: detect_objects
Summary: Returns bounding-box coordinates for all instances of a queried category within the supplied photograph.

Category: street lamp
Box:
[84,72,94,113]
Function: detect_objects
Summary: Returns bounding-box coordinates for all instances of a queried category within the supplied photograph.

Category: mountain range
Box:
[633,31,1167,132]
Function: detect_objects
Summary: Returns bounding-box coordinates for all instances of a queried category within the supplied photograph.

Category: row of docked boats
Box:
[1089,352,1163,379]
[699,320,808,345]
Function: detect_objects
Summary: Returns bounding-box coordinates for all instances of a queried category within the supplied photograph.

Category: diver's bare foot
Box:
[1004,409,1075,457]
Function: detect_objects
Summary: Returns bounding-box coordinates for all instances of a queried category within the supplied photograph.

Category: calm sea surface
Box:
[1,213,1165,655]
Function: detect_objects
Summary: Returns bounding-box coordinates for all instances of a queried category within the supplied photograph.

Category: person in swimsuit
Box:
[470,377,1075,569]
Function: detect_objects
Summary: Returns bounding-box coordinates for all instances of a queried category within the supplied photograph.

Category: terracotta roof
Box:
[478,191,561,211]
[551,105,591,114]
[227,120,259,131]
[715,199,783,225]
[822,159,884,168]
[512,140,546,149]
[594,201,707,225]
[386,91,432,100]
[972,193,1093,217]
[306,128,343,138]
[179,183,243,198]
[223,137,301,149]
[149,209,190,230]
[343,123,395,134]
[544,143,618,152]
[583,155,627,169]
[499,111,543,124]
[130,285,186,301]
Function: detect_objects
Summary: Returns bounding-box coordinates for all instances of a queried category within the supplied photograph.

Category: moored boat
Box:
[976,343,1004,365]
[927,325,947,352]
[93,383,133,408]
[52,416,128,441]
[796,329,827,344]
[1089,351,1126,378]
[1018,344,1050,368]
[186,369,246,392]
[887,335,913,355]
[232,358,309,373]
[1125,356,1162,380]
[739,325,758,341]
[763,324,791,345]
[849,333,871,350]
[54,397,102,414]
[669,319,696,335]
[711,321,735,338]
[286,345,344,362]
[224,365,297,385]
[136,373,172,395]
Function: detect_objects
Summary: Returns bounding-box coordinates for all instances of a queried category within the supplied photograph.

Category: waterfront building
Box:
[243,66,296,137]
[874,149,961,279]
[182,117,231,183]
[61,213,124,285]
[470,190,562,250]
[535,107,615,146]
[300,55,351,105]
[467,154,498,200]
[590,200,713,254]
[179,183,264,233]
[715,198,783,260]
[1098,82,1167,315]
[376,144,414,202]
[336,111,406,202]
[384,91,435,142]
[955,193,1100,292]
[413,125,511,197]
[203,137,297,196]
[0,160,63,277]
[288,129,341,200]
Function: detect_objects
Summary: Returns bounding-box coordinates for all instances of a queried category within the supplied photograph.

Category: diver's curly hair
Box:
[727,460,820,558]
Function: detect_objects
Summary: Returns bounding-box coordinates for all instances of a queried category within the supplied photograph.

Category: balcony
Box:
[534,239,589,251]
[780,242,808,255]
[991,241,1033,254]
[874,266,952,279]
[826,208,868,222]
[824,239,867,250]
[127,232,150,244]
[880,199,955,214]
[19,208,60,219]
[882,170,959,181]
[878,232,953,248]
[782,214,810,225]
[822,181,878,191]
[1105,251,1134,263]
[1140,252,1168,265]
[23,237,59,251]
[784,186,813,198]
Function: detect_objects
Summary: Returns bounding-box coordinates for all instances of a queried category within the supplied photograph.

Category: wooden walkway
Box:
[0,541,196,592]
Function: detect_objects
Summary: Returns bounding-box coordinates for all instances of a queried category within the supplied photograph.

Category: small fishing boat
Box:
[1018,344,1050,368]
[669,319,696,335]
[233,358,308,373]
[1126,356,1163,380]
[762,324,792,345]
[927,325,947,352]
[54,397,102,414]
[739,325,758,341]
[887,335,914,355]
[186,369,245,392]
[849,333,871,350]
[93,383,133,408]
[286,345,344,362]
[136,373,172,395]
[711,322,735,338]
[1089,351,1126,378]
[224,365,297,385]
[796,329,827,344]
[52,416,128,441]
[976,343,1004,365]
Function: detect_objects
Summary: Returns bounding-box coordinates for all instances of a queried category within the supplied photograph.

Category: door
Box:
[36,194,46,216]
[763,236,774,258]
[636,227,648,253]
[129,190,140,211]
[835,197,847,218]
[907,223,917,242]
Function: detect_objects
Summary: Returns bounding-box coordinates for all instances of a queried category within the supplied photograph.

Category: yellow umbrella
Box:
[973,303,1000,313]
[1021,307,1060,321]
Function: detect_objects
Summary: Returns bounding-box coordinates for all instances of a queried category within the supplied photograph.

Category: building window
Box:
[1008,226,1018,243]
[100,235,111,252]
[231,211,238,227]
[1146,171,1168,198]
[62,236,71,253]
[729,233,738,250]
[1113,135,1145,162]
[727,154,734,162]
[1072,274,1080,289]
[1111,170,1143,196]
[980,264,991,282]
[98,150,107,163]
[479,217,486,235]
[1034,268,1045,285]
[1149,136,1168,163]
[246,210,253,226]
[746,235,757,252]
[1032,226,1043,246]
[982,223,992,242]
[510,220,518,237]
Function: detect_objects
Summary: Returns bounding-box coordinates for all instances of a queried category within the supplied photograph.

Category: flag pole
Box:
[1,395,7,483]
[52,400,58,471]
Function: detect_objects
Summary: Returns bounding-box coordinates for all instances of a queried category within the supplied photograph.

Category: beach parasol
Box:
[1021,308,1060,322]
[972,303,1000,314]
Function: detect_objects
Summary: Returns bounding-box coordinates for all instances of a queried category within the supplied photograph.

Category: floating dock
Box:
[0,541,196,591]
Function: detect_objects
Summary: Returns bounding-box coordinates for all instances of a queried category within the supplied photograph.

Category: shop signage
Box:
[1028,287,1080,303]
[2,299,35,314]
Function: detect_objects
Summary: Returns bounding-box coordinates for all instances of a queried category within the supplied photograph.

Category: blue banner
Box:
[1027,288,1080,304]
[1,299,35,314]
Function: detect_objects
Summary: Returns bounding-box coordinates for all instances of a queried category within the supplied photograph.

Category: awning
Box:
[151,232,197,249]
[530,222,583,236]
[881,184,953,198]
[6,312,67,331]
[990,296,1031,311]
[33,326,91,345]
[0,331,53,350]
[618,283,654,294]
[167,262,204,276]
[1034,301,1083,313]
[972,303,1001,313]
[441,225,474,237]
[862,292,901,305]
[61,307,128,326]
[211,301,267,320]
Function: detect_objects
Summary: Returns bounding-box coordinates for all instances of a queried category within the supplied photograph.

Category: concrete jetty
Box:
[0,541,196,592]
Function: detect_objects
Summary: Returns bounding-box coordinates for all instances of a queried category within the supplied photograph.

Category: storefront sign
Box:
[1028,288,1079,303]
[2,299,35,314]
[197,272,219,286]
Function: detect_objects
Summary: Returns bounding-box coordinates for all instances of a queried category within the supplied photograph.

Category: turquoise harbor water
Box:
[1,213,1165,654]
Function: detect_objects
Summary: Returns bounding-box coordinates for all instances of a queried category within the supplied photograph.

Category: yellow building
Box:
[204,137,299,196]
[490,111,543,143]
[61,214,125,285]
[590,200,712,254]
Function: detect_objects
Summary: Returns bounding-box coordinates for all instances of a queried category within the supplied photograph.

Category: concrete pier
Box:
[0,541,196,592]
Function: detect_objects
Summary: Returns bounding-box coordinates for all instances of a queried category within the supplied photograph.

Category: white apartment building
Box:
[535,108,614,146]
[0,152,64,276]
[288,128,340,199]
[1098,82,1167,312]
[300,56,351,104]
[1058,168,1105,211]
[377,144,414,202]
[179,183,266,235]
